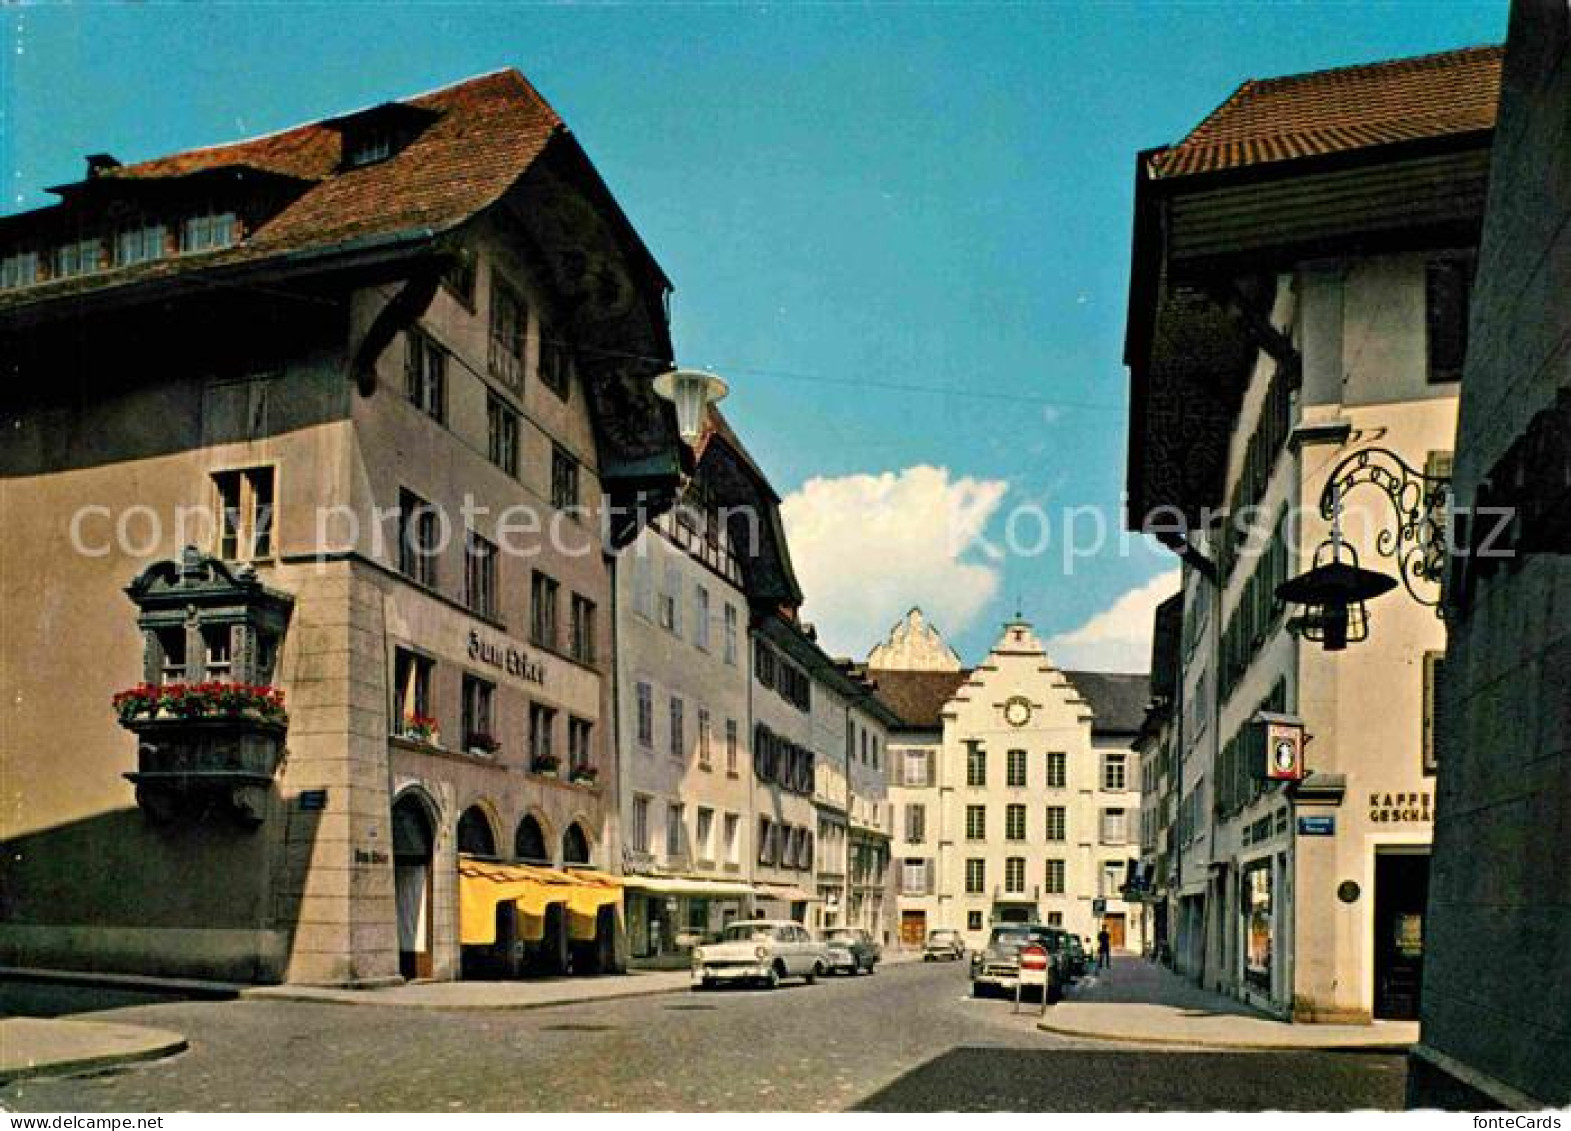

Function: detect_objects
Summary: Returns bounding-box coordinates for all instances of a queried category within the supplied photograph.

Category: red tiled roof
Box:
[2,69,570,306]
[1152,44,1502,179]
[868,669,971,730]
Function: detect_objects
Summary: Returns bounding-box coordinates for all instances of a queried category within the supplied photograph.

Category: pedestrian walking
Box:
[1096,927,1112,972]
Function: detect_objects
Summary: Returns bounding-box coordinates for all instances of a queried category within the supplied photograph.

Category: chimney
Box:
[85,153,121,179]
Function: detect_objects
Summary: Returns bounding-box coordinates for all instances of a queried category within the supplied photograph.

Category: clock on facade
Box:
[1004,696,1032,727]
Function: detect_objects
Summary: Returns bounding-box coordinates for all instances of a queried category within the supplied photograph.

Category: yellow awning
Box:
[622,875,756,898]
[458,857,623,946]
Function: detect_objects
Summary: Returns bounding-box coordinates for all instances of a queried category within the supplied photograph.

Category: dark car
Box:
[1061,929,1087,973]
[970,923,1063,1002]
[923,928,966,961]
[1050,929,1087,979]
[822,927,881,974]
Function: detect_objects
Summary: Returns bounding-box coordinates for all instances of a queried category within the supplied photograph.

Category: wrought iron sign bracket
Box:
[1319,446,1450,616]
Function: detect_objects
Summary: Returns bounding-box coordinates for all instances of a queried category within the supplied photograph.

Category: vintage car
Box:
[691,920,828,990]
[821,927,881,975]
[1058,932,1089,979]
[970,923,1063,1002]
[922,928,966,961]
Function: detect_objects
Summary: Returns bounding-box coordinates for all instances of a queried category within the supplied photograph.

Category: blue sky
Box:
[2,1,1506,667]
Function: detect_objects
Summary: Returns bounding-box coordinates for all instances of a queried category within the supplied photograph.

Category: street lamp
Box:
[1276,536,1397,651]
[1275,447,1449,651]
[653,367,729,446]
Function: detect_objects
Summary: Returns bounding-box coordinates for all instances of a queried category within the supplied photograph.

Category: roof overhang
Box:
[1123,131,1492,533]
[0,225,438,333]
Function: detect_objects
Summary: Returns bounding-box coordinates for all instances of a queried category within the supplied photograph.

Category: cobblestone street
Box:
[1,961,1409,1112]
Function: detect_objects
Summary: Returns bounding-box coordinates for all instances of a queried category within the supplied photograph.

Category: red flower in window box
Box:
[112,681,286,724]
[402,714,440,743]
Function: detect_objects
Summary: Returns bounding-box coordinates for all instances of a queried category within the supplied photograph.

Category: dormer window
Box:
[327,101,438,172]
[346,128,394,168]
[116,222,167,266]
[182,211,236,254]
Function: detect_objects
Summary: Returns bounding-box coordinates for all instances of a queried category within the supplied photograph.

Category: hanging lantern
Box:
[1276,537,1397,650]
[652,368,729,445]
[1276,478,1400,651]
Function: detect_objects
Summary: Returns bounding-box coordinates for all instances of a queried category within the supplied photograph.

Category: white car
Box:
[691,920,828,990]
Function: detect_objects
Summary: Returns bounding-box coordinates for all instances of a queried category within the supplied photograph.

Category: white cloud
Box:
[1045,569,1181,672]
[780,465,1009,659]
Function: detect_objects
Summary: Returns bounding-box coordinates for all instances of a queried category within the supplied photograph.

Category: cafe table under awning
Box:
[458,857,624,945]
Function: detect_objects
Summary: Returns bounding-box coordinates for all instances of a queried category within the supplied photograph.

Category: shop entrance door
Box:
[1102,913,1127,950]
[1374,850,1430,1020]
[900,910,927,946]
[392,793,435,980]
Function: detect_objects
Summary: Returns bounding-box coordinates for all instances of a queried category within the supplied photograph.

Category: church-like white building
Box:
[869,610,1147,952]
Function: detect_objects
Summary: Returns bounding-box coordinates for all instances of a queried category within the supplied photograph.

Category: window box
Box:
[465,731,501,757]
[531,753,561,776]
[568,764,599,786]
[400,713,440,745]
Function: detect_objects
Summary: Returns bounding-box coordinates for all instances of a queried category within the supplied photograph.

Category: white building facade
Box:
[1123,48,1492,1021]
[615,501,754,964]
[872,612,1147,952]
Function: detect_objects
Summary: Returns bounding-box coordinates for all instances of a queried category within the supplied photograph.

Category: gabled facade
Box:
[0,70,683,985]
[1125,46,1499,1020]
[872,612,1147,952]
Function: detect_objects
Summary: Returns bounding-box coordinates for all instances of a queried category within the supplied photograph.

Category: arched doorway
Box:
[515,815,549,864]
[562,822,591,866]
[457,805,497,858]
[392,791,436,980]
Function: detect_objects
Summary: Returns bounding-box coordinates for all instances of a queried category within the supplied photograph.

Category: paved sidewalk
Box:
[0,1017,187,1083]
[1038,956,1420,1050]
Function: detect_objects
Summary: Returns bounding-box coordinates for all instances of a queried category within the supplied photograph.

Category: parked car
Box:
[923,928,966,961]
[822,927,880,975]
[1058,931,1089,979]
[970,923,1063,1002]
[691,920,827,990]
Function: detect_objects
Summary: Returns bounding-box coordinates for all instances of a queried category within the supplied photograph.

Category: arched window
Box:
[457,805,497,857]
[515,814,548,863]
[562,822,591,866]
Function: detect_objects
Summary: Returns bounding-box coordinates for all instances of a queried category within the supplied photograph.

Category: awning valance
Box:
[458,857,623,945]
[753,883,815,903]
[621,875,756,898]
